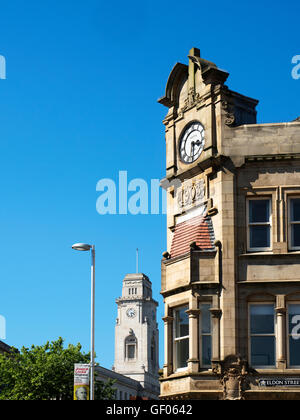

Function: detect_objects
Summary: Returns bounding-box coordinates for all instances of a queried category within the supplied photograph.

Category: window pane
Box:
[251,336,275,367]
[202,335,212,367]
[175,307,189,338]
[250,305,274,334]
[250,225,270,248]
[249,200,270,223]
[291,199,300,222]
[291,224,300,248]
[200,304,211,334]
[175,338,189,369]
[127,344,135,359]
[288,304,300,334]
[289,337,300,366]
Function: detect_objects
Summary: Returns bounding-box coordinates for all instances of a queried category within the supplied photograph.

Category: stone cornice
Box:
[161,282,221,298]
[245,153,300,163]
[116,296,159,306]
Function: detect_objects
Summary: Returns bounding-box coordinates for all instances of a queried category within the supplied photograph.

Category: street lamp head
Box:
[72,243,92,251]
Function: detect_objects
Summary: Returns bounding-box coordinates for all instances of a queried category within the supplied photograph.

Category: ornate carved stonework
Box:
[177,179,205,210]
[213,355,250,400]
[180,87,203,113]
[222,100,236,127]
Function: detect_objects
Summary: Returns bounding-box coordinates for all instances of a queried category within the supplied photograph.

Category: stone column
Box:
[210,308,222,363]
[162,308,174,377]
[186,308,201,373]
[276,294,286,369]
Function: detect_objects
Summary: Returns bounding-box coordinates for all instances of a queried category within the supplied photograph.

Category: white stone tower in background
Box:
[113,273,160,397]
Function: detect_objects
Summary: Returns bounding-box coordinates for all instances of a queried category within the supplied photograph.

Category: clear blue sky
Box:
[0,0,299,370]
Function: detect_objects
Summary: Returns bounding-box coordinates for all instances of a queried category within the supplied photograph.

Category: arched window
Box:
[125,335,137,360]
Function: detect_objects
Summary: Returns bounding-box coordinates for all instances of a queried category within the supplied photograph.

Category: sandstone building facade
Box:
[159,48,300,400]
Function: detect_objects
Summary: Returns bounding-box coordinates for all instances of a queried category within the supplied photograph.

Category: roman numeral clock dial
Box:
[179,122,205,164]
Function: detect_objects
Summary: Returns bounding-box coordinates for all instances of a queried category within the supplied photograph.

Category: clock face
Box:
[179,122,205,164]
[126,308,136,318]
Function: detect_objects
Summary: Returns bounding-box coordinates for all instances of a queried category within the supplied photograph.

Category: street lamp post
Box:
[72,243,95,401]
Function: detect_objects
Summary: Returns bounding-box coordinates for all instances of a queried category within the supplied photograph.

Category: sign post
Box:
[74,364,90,400]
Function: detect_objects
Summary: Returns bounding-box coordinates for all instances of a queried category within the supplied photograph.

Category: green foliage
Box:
[95,378,116,400]
[0,337,115,400]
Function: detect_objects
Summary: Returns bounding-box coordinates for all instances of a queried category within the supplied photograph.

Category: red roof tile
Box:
[170,215,215,258]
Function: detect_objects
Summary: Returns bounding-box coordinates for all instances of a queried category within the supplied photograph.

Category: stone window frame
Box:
[246,196,273,252]
[248,302,277,369]
[288,196,300,251]
[125,335,137,361]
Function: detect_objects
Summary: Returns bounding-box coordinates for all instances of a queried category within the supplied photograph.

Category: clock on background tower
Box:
[126,308,136,318]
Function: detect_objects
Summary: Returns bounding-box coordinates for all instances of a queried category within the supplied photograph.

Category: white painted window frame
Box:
[247,197,272,252]
[173,306,189,373]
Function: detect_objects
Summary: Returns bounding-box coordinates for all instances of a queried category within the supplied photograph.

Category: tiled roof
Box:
[170,215,215,258]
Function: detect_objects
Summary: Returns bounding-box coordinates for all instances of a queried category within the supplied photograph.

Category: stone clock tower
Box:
[159,47,300,401]
[159,47,258,399]
[113,273,159,396]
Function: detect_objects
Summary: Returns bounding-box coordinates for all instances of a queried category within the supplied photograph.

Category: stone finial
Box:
[189,47,200,57]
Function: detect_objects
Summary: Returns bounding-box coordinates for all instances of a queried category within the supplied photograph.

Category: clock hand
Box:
[191,141,195,157]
